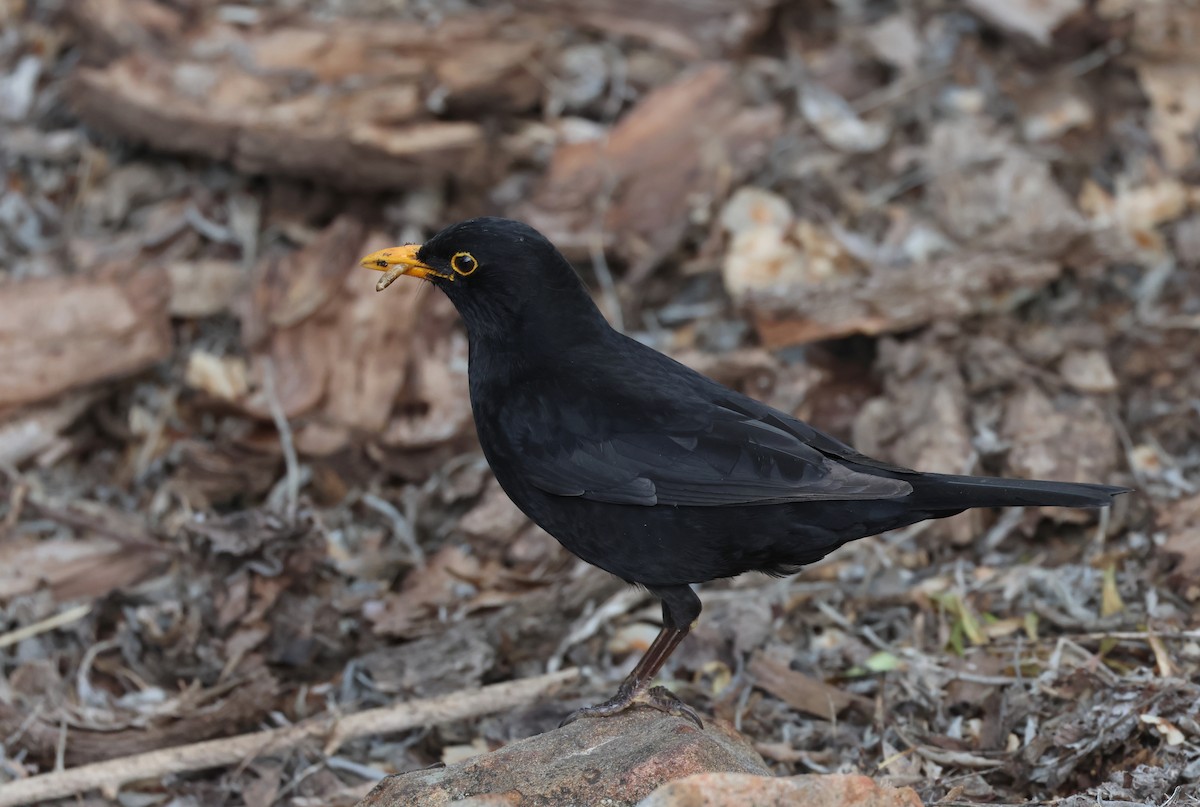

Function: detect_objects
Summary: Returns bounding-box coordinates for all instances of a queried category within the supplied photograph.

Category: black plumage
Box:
[362,217,1129,724]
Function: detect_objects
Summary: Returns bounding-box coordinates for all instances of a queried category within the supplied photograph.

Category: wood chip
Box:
[0,393,97,466]
[0,270,170,409]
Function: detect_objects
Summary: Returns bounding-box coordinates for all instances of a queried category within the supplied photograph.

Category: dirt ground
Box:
[1,1,1198,805]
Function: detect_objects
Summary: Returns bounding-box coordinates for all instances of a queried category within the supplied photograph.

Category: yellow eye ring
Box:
[451,251,478,276]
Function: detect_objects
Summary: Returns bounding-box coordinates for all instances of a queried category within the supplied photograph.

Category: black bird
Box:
[361,217,1128,725]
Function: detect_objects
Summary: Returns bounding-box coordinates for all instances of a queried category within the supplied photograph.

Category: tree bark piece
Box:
[0,269,170,409]
[66,8,550,189]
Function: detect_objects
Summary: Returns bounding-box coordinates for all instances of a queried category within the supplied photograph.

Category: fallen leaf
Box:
[1059,349,1118,394]
[1156,495,1200,601]
[521,64,783,278]
[963,0,1082,45]
[801,81,891,153]
[749,647,870,720]
[1002,387,1120,521]
[1100,564,1125,618]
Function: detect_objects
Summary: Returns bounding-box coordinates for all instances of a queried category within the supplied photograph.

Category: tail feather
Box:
[911,473,1130,510]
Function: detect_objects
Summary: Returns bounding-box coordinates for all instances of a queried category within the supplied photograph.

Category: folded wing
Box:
[519,399,912,507]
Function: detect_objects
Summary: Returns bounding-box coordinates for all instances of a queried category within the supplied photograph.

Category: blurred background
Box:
[1,1,1198,804]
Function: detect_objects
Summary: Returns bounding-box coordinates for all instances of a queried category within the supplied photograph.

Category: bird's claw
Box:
[560,684,703,729]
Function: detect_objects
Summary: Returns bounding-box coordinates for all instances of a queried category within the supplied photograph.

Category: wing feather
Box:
[519,401,912,507]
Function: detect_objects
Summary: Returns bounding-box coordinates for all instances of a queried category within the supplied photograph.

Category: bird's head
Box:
[360,217,604,343]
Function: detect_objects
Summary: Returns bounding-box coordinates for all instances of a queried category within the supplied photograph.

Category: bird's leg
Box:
[562,585,703,728]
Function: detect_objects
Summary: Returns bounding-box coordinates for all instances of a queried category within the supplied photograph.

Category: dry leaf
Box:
[963,0,1082,45]
[1100,564,1126,618]
[927,117,1086,255]
[801,81,890,153]
[521,64,783,278]
[748,647,870,721]
[365,545,483,638]
[1156,495,1200,601]
[0,534,165,603]
[1002,387,1120,521]
[1059,349,1118,394]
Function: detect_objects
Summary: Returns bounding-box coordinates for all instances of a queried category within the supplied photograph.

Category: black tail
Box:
[910,473,1130,510]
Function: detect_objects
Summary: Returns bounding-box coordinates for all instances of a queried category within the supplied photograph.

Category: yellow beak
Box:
[359,244,452,291]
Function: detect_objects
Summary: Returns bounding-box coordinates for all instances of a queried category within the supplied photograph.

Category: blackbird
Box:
[361,217,1128,725]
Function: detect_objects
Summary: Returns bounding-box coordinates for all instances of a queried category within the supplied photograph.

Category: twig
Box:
[133,386,178,481]
[0,604,91,650]
[361,492,424,565]
[982,507,1025,551]
[1091,502,1111,551]
[589,179,624,333]
[261,358,299,524]
[2,473,28,530]
[0,670,579,807]
[546,587,650,674]
[22,498,162,553]
[891,724,1005,770]
[851,67,951,115]
[1000,629,1200,644]
[323,670,577,754]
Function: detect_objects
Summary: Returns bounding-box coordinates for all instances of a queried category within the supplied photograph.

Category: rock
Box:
[357,710,771,807]
[637,772,924,807]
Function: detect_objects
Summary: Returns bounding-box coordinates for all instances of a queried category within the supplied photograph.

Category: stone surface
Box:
[356,710,770,807]
[637,773,924,806]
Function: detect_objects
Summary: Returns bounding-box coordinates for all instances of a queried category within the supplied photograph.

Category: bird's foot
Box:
[561,684,703,729]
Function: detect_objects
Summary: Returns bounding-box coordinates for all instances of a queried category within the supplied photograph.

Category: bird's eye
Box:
[451,251,478,276]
